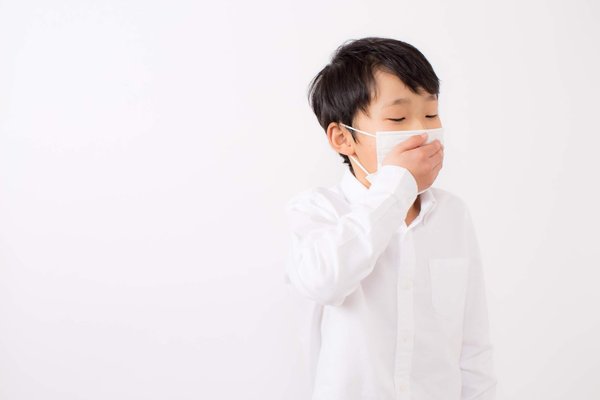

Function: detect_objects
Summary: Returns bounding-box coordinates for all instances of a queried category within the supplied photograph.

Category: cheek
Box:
[357,143,377,166]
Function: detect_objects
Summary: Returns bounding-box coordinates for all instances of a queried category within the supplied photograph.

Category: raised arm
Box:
[284,165,417,306]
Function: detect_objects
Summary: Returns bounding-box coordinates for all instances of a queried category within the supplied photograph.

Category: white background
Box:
[1,0,599,399]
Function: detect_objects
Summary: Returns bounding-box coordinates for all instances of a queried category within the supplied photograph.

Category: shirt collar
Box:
[338,167,438,226]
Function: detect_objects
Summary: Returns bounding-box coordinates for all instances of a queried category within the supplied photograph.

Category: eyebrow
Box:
[383,94,438,108]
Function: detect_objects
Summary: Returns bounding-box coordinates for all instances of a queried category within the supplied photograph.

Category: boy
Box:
[284,37,497,400]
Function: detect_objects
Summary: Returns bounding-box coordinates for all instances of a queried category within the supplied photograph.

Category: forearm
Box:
[284,165,418,306]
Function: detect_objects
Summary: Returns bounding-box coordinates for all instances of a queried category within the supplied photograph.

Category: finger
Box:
[429,151,443,168]
[427,146,443,160]
[397,134,429,151]
[429,145,443,160]
[422,139,443,157]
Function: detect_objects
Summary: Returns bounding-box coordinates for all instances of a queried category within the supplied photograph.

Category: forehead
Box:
[370,68,437,108]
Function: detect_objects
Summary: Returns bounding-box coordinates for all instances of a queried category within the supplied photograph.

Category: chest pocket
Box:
[428,257,469,318]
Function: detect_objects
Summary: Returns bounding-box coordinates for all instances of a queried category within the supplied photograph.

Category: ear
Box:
[327,122,356,157]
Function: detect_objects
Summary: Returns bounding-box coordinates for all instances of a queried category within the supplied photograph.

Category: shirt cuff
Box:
[368,165,418,207]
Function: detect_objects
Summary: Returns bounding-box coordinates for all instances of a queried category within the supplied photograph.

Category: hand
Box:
[381,134,444,193]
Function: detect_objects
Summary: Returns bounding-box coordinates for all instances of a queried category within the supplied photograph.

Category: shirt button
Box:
[398,383,407,391]
[400,279,413,290]
[402,336,410,343]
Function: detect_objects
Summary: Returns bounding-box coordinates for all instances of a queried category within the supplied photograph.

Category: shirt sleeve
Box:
[460,204,498,399]
[283,165,418,306]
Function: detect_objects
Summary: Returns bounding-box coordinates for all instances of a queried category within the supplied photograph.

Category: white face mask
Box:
[341,123,444,193]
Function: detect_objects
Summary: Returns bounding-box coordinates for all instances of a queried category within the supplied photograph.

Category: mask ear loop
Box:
[349,155,370,175]
[339,123,376,137]
[339,123,376,176]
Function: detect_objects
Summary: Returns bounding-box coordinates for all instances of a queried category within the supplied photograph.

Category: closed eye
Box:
[388,115,438,122]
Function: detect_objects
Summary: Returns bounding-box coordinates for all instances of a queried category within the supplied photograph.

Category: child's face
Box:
[328,68,442,185]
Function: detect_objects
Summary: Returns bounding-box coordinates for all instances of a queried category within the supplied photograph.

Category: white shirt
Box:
[284,165,497,400]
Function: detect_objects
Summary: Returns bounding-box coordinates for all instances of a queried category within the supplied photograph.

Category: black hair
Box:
[307,37,441,176]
